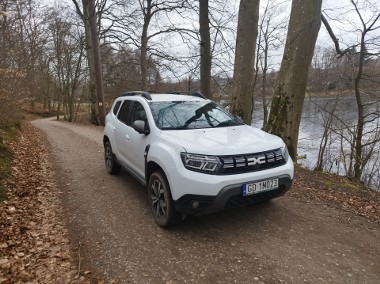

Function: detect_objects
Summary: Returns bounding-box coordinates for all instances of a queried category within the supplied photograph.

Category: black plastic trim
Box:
[122,91,152,100]
[121,91,207,101]
[173,175,292,215]
[144,144,151,185]
[117,158,146,186]
[168,91,207,100]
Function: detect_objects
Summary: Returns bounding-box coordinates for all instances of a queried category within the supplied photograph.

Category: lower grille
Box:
[225,187,286,209]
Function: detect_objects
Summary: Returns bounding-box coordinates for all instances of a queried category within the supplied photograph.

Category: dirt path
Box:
[32,117,380,284]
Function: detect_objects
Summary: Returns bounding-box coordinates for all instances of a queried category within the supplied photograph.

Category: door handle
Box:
[125,134,130,141]
[112,126,116,132]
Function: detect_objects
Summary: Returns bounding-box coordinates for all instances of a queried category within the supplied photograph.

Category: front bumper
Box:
[173,175,292,215]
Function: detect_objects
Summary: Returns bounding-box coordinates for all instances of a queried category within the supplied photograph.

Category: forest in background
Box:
[0,0,379,189]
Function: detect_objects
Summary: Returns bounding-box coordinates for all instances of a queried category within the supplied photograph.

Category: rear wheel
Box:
[104,141,121,174]
[148,171,182,227]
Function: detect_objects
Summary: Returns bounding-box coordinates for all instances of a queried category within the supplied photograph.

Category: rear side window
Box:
[117,100,132,124]
[113,100,122,115]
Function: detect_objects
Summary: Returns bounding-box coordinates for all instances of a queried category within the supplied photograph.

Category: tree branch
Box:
[321,14,350,58]
[71,0,84,19]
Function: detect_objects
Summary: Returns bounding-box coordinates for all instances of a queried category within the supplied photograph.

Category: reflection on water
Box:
[252,96,380,190]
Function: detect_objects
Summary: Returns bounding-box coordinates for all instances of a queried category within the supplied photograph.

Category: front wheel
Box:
[148,171,182,227]
[104,141,121,175]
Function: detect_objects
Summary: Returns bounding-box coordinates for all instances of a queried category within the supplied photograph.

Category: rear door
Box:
[114,99,133,165]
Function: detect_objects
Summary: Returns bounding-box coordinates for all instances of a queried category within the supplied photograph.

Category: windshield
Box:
[149,101,243,130]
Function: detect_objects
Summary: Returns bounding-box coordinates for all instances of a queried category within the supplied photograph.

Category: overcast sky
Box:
[319,0,380,48]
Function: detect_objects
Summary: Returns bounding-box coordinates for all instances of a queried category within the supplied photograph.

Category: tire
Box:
[104,141,121,175]
[148,171,182,227]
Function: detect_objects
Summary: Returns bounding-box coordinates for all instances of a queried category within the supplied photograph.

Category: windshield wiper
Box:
[215,120,242,127]
[161,126,187,130]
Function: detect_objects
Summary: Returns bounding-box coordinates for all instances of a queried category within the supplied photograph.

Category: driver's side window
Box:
[131,102,147,123]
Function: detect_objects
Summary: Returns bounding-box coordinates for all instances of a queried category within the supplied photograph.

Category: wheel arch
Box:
[146,142,185,199]
[146,161,164,185]
[103,135,110,145]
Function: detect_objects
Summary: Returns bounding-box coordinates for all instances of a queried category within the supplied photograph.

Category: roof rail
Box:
[122,91,152,100]
[168,92,207,100]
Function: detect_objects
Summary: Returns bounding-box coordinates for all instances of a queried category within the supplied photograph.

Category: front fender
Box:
[147,141,185,194]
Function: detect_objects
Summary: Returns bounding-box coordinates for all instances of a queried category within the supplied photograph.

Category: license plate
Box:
[242,178,279,196]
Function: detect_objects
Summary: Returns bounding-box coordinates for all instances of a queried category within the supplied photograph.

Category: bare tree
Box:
[0,0,48,118]
[103,0,236,95]
[199,0,212,99]
[322,0,380,180]
[101,44,143,96]
[254,0,288,128]
[174,0,236,99]
[72,0,106,125]
[314,96,339,171]
[48,5,85,122]
[88,0,105,125]
[230,0,260,124]
[134,0,190,89]
[266,0,322,160]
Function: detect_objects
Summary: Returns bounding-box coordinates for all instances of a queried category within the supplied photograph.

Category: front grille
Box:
[218,148,286,175]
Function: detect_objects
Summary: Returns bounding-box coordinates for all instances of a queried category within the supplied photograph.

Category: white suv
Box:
[103,91,294,227]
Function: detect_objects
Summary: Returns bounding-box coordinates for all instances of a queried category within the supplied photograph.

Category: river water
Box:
[251,95,380,190]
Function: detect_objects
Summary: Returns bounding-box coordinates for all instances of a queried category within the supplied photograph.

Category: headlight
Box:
[281,144,289,162]
[181,153,222,174]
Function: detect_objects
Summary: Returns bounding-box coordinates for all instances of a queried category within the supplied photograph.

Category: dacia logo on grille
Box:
[249,156,266,165]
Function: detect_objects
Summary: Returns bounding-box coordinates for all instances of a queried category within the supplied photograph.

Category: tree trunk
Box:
[230,0,260,124]
[353,33,366,179]
[83,0,99,125]
[261,26,269,128]
[140,24,149,90]
[265,0,322,160]
[199,0,212,100]
[72,0,99,125]
[73,0,100,125]
[88,0,105,125]
[140,0,152,90]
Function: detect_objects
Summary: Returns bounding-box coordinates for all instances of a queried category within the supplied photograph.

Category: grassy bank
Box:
[0,122,20,200]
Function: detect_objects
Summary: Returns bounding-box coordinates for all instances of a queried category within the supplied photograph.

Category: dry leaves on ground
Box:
[291,166,380,223]
[0,122,89,283]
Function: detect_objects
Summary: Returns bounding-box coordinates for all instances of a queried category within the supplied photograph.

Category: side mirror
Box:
[132,120,150,135]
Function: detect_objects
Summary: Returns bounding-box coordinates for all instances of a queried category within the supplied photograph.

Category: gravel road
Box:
[32,117,380,284]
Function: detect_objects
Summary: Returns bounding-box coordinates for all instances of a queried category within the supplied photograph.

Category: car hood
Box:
[159,125,284,155]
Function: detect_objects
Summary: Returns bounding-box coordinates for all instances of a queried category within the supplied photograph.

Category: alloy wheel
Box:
[150,179,167,219]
